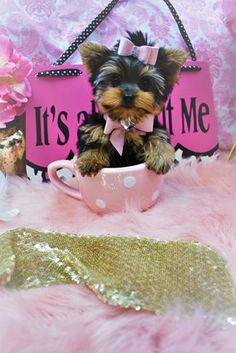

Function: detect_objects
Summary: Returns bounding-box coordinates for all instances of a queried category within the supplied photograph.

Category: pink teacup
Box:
[48,160,164,213]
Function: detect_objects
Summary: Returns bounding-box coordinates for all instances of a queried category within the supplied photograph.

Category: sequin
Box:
[0,228,236,326]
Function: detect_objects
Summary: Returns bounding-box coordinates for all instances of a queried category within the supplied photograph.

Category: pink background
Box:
[0,0,235,149]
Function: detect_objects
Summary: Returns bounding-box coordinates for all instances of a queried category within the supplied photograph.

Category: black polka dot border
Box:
[36,68,82,78]
[181,65,202,72]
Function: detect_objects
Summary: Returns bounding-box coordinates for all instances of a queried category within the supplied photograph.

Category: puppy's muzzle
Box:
[121,84,137,107]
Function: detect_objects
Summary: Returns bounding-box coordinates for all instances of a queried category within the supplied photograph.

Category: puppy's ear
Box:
[78,42,111,75]
[156,48,188,99]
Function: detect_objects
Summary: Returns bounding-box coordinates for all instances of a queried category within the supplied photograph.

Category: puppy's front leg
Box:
[76,148,110,176]
[144,128,175,174]
[76,125,110,176]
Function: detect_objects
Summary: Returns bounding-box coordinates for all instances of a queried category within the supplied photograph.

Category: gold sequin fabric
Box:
[0,228,236,324]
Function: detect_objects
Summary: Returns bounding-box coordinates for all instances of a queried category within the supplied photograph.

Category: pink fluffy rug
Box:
[1,156,236,353]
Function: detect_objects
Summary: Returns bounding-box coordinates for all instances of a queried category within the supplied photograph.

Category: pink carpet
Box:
[1,157,236,353]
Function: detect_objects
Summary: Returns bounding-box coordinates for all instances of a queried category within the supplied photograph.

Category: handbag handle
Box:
[55,0,197,64]
[162,0,196,61]
[37,0,199,77]
[53,0,120,66]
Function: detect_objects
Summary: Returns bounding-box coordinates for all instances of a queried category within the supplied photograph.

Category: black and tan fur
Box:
[77,31,188,176]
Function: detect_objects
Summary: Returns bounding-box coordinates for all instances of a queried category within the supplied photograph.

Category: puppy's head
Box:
[79,31,188,125]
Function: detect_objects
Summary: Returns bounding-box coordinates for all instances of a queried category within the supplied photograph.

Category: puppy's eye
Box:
[110,75,121,87]
[138,77,150,91]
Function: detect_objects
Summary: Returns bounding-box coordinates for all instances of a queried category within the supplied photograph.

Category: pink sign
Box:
[26,64,93,172]
[158,61,218,156]
[25,61,218,177]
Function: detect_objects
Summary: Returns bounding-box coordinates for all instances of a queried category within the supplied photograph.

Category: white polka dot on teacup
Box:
[152,190,160,201]
[95,199,106,209]
[123,176,136,189]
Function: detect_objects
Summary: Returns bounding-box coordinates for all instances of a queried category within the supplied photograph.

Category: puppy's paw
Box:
[145,141,175,175]
[76,151,109,177]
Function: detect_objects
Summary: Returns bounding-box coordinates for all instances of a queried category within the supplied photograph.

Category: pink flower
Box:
[0,35,33,127]
[222,0,236,37]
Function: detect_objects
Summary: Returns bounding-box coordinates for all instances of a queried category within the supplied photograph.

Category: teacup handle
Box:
[47,160,82,200]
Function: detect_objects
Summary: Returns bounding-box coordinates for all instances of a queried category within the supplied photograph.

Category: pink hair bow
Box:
[117,37,159,66]
[104,115,154,156]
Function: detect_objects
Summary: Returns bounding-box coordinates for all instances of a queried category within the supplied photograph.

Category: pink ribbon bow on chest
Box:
[118,37,159,66]
[104,114,154,156]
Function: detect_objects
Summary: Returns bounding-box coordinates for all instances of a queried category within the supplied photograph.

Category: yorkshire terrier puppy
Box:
[77,31,187,176]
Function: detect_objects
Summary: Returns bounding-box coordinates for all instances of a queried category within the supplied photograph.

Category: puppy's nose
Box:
[123,91,135,106]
